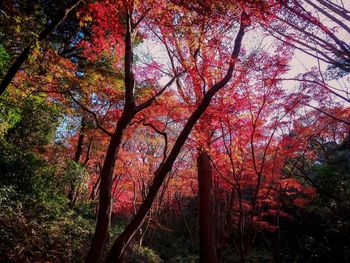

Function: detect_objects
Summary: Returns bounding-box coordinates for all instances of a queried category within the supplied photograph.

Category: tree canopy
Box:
[0,0,349,262]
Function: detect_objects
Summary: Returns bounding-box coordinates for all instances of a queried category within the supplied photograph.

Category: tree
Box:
[265,0,350,127]
[190,46,319,262]
[0,0,83,96]
[268,0,350,74]
[99,4,247,263]
[84,1,181,260]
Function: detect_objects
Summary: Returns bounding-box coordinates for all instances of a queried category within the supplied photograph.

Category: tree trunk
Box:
[0,0,82,96]
[86,13,136,263]
[86,112,132,263]
[68,117,86,204]
[197,151,217,263]
[91,172,101,201]
[271,232,282,263]
[240,253,246,263]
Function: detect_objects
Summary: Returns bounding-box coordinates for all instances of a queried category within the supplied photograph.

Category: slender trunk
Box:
[91,162,102,201]
[175,194,195,245]
[83,137,93,166]
[198,151,217,263]
[68,118,85,204]
[271,232,281,263]
[91,174,101,201]
[74,123,85,163]
[217,248,223,263]
[272,214,281,263]
[0,0,82,96]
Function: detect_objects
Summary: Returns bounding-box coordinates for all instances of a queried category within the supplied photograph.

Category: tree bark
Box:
[0,0,82,96]
[197,151,217,263]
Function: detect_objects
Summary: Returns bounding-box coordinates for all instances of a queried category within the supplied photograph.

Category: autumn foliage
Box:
[0,0,349,262]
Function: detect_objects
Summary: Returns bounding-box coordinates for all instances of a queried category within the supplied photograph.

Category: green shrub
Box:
[127,245,163,263]
[0,185,94,262]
